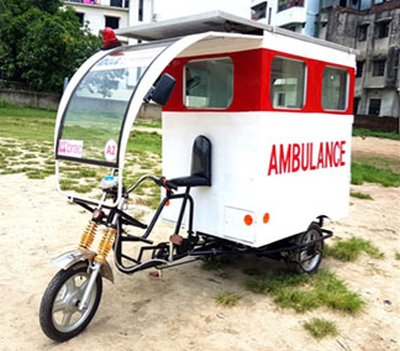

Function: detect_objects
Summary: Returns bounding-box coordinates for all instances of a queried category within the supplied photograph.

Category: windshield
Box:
[56,43,168,166]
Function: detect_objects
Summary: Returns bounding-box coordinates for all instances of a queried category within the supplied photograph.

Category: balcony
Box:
[64,0,129,8]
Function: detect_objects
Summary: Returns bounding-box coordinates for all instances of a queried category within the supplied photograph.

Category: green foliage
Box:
[0,0,101,93]
[215,292,242,307]
[350,191,373,200]
[353,128,400,141]
[325,237,384,262]
[351,162,400,187]
[395,252,400,261]
[303,318,338,339]
[246,269,365,314]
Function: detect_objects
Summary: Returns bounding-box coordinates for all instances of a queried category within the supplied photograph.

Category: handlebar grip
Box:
[164,180,178,190]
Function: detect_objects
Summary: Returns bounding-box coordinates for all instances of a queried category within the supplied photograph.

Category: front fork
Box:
[77,211,119,311]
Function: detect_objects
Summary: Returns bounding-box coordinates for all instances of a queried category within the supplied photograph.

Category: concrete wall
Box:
[0,90,60,110]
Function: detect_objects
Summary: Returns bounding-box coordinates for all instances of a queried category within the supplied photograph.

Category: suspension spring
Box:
[95,227,117,263]
[78,220,98,250]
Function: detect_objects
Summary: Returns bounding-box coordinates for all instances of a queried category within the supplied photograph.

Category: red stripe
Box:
[163,48,355,115]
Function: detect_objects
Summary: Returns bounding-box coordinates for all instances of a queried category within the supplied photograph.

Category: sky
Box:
[153,0,252,21]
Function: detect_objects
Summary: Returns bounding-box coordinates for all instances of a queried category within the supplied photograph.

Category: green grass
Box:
[351,162,400,187]
[215,292,242,307]
[353,128,400,141]
[246,269,365,314]
[0,105,55,142]
[303,318,338,339]
[350,191,373,200]
[325,237,384,262]
[395,252,400,261]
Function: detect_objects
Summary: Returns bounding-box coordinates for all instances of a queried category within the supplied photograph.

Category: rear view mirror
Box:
[144,73,176,105]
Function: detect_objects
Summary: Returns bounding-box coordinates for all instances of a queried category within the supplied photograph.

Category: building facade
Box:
[63,0,154,36]
[318,1,400,117]
[251,0,320,37]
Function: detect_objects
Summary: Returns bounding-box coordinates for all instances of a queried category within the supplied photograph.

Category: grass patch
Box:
[215,292,241,307]
[325,237,384,262]
[135,119,162,129]
[395,252,400,261]
[351,162,400,187]
[350,191,373,200]
[353,128,400,141]
[247,269,364,314]
[0,106,55,142]
[303,318,338,339]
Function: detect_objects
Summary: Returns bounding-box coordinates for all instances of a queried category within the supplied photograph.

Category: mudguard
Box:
[52,249,114,283]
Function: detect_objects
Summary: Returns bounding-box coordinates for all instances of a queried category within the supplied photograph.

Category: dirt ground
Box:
[0,136,399,351]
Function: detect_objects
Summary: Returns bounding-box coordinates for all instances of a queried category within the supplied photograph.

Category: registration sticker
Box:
[58,140,83,158]
[104,139,118,162]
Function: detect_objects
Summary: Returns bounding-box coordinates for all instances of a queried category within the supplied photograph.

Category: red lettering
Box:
[301,143,309,171]
[292,143,300,173]
[279,144,291,174]
[333,141,340,167]
[340,141,346,166]
[317,142,324,169]
[268,145,278,176]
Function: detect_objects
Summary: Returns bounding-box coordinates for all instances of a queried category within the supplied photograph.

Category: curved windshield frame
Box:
[56,42,171,167]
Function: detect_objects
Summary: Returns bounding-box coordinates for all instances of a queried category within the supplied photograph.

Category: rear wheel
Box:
[39,262,102,342]
[289,222,324,274]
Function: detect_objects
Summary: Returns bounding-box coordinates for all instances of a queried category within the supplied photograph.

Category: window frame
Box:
[368,98,381,116]
[321,66,349,112]
[357,24,368,42]
[270,55,307,111]
[375,20,390,39]
[372,59,386,77]
[182,56,234,110]
[105,15,120,29]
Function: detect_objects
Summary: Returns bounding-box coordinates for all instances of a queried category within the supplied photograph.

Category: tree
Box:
[0,0,101,93]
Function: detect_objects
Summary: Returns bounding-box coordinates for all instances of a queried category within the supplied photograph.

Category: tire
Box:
[39,262,102,342]
[289,222,324,274]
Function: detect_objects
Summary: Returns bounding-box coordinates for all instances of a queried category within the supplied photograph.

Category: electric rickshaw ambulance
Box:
[39,11,356,341]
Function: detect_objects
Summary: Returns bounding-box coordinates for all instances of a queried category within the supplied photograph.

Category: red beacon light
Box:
[102,27,120,50]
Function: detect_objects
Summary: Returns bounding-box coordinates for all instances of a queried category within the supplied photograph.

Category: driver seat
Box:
[168,135,212,188]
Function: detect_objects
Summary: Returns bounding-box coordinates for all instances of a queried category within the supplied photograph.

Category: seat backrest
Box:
[190,135,212,185]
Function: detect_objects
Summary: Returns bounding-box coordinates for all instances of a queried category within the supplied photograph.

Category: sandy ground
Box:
[0,137,399,351]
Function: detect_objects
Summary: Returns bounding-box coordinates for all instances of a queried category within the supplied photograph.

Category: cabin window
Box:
[270,56,305,109]
[184,58,233,109]
[322,67,348,111]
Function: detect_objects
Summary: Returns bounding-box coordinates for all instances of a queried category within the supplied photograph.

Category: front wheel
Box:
[39,262,102,342]
[289,222,324,274]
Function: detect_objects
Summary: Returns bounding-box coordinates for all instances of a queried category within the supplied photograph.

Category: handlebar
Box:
[126,174,177,194]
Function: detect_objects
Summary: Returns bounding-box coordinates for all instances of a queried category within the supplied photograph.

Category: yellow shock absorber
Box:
[95,227,117,263]
[78,220,98,250]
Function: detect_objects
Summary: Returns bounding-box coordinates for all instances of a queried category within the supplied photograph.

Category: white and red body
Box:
[160,30,355,247]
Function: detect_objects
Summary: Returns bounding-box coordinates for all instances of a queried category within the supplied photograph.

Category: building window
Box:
[357,24,368,41]
[368,99,381,116]
[75,12,84,25]
[372,59,386,76]
[251,2,267,21]
[105,16,120,29]
[375,20,390,39]
[277,0,304,12]
[356,61,364,78]
[270,57,306,109]
[184,58,233,109]
[353,97,360,114]
[322,67,348,111]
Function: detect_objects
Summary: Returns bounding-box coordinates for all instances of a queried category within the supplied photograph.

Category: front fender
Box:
[52,249,114,283]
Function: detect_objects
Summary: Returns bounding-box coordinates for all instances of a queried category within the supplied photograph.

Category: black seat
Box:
[168,135,212,188]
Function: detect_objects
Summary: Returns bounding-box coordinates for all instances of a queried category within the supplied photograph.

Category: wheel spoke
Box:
[61,311,74,327]
[65,277,77,294]
[53,299,69,313]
